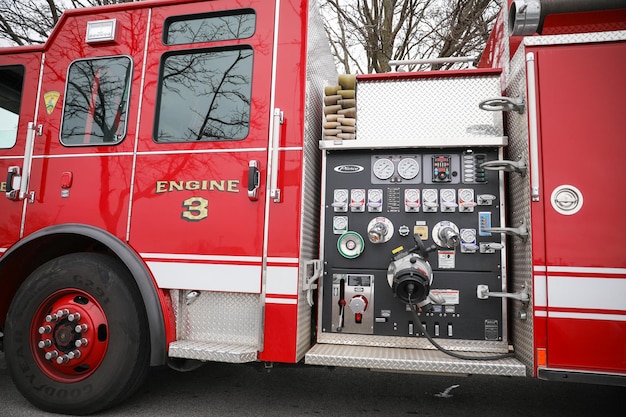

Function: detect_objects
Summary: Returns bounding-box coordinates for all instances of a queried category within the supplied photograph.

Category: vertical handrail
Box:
[19,122,36,201]
[526,52,540,202]
[269,108,283,203]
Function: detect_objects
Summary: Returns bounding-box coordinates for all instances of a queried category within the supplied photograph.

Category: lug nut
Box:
[45,314,59,323]
[38,339,53,349]
[38,325,52,334]
[75,338,89,347]
[68,313,81,322]
[45,350,59,360]
[67,350,81,360]
[75,324,88,333]
[56,355,70,364]
[56,309,70,318]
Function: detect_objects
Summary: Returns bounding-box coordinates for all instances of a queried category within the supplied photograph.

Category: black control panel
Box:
[321,147,505,341]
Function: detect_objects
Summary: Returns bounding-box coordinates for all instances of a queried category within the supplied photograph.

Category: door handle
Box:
[5,166,21,200]
[248,160,260,201]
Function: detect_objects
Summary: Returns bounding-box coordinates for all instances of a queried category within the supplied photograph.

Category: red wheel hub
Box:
[30,289,109,382]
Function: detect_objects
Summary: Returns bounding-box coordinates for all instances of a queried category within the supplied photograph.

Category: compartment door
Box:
[0,52,42,250]
[536,41,626,373]
[131,0,276,294]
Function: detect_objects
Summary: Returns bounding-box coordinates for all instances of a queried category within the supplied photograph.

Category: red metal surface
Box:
[0,52,42,248]
[530,40,626,375]
[541,9,626,35]
[258,0,310,363]
[31,289,109,382]
[129,0,274,262]
[22,7,149,240]
[357,68,502,82]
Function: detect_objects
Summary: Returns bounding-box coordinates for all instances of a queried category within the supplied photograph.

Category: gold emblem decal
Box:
[155,180,240,194]
[44,91,61,115]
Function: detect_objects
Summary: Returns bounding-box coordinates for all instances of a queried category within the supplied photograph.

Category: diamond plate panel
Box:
[523,30,626,46]
[295,0,338,362]
[305,344,526,376]
[357,74,503,143]
[504,46,535,373]
[173,290,260,345]
[169,340,257,363]
[317,332,509,353]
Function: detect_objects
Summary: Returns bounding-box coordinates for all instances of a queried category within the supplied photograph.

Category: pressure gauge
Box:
[351,189,365,202]
[405,189,419,202]
[440,188,457,212]
[422,189,437,203]
[333,216,348,234]
[367,189,383,212]
[440,189,456,203]
[373,158,394,180]
[368,188,383,202]
[334,189,348,202]
[459,188,474,202]
[460,228,476,243]
[422,188,438,212]
[397,158,420,180]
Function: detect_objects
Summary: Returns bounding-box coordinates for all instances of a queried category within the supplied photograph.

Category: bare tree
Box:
[1,0,499,73]
[0,0,135,46]
[321,0,501,73]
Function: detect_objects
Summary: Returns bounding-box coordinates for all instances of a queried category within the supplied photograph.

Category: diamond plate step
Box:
[169,341,257,363]
[305,343,527,377]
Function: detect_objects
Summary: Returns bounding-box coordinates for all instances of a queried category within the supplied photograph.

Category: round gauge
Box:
[373,158,394,180]
[461,228,476,243]
[405,189,419,202]
[333,216,348,230]
[422,189,437,203]
[351,189,365,201]
[334,189,348,202]
[459,189,474,202]
[368,189,383,202]
[397,158,420,180]
[440,189,456,203]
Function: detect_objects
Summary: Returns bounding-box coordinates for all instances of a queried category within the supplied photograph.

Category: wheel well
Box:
[0,225,168,366]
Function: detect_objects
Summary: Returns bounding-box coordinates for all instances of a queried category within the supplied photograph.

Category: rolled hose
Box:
[509,0,626,35]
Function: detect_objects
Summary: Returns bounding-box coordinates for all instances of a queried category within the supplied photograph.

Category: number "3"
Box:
[181,197,208,221]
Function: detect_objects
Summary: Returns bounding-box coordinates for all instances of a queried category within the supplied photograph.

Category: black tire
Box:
[4,253,150,415]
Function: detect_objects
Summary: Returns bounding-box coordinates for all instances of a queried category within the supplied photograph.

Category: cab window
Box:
[0,65,24,149]
[153,46,253,143]
[164,9,256,45]
[60,56,132,145]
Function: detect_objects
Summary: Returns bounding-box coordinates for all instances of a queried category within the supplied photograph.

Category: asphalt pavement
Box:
[0,351,623,417]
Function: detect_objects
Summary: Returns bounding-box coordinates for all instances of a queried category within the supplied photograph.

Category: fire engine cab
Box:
[1,0,625,414]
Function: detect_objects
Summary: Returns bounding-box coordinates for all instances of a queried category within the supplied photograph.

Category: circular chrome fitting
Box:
[551,185,583,215]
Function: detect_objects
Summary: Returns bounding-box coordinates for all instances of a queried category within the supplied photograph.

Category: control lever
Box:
[478,96,525,114]
[337,278,346,332]
[480,158,527,176]
[477,284,530,304]
[483,218,529,241]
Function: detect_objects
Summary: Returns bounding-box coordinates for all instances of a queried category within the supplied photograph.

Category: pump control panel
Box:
[320,147,506,342]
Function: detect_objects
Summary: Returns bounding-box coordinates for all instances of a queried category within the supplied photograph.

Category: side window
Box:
[154,46,253,143]
[0,65,25,149]
[164,9,256,45]
[61,56,132,146]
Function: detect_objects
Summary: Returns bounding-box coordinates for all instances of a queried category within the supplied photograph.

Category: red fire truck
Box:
[1,0,625,414]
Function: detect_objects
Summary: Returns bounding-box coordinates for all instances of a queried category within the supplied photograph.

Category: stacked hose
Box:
[323,74,357,140]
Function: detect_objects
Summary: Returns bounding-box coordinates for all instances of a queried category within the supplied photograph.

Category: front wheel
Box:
[5,253,150,415]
